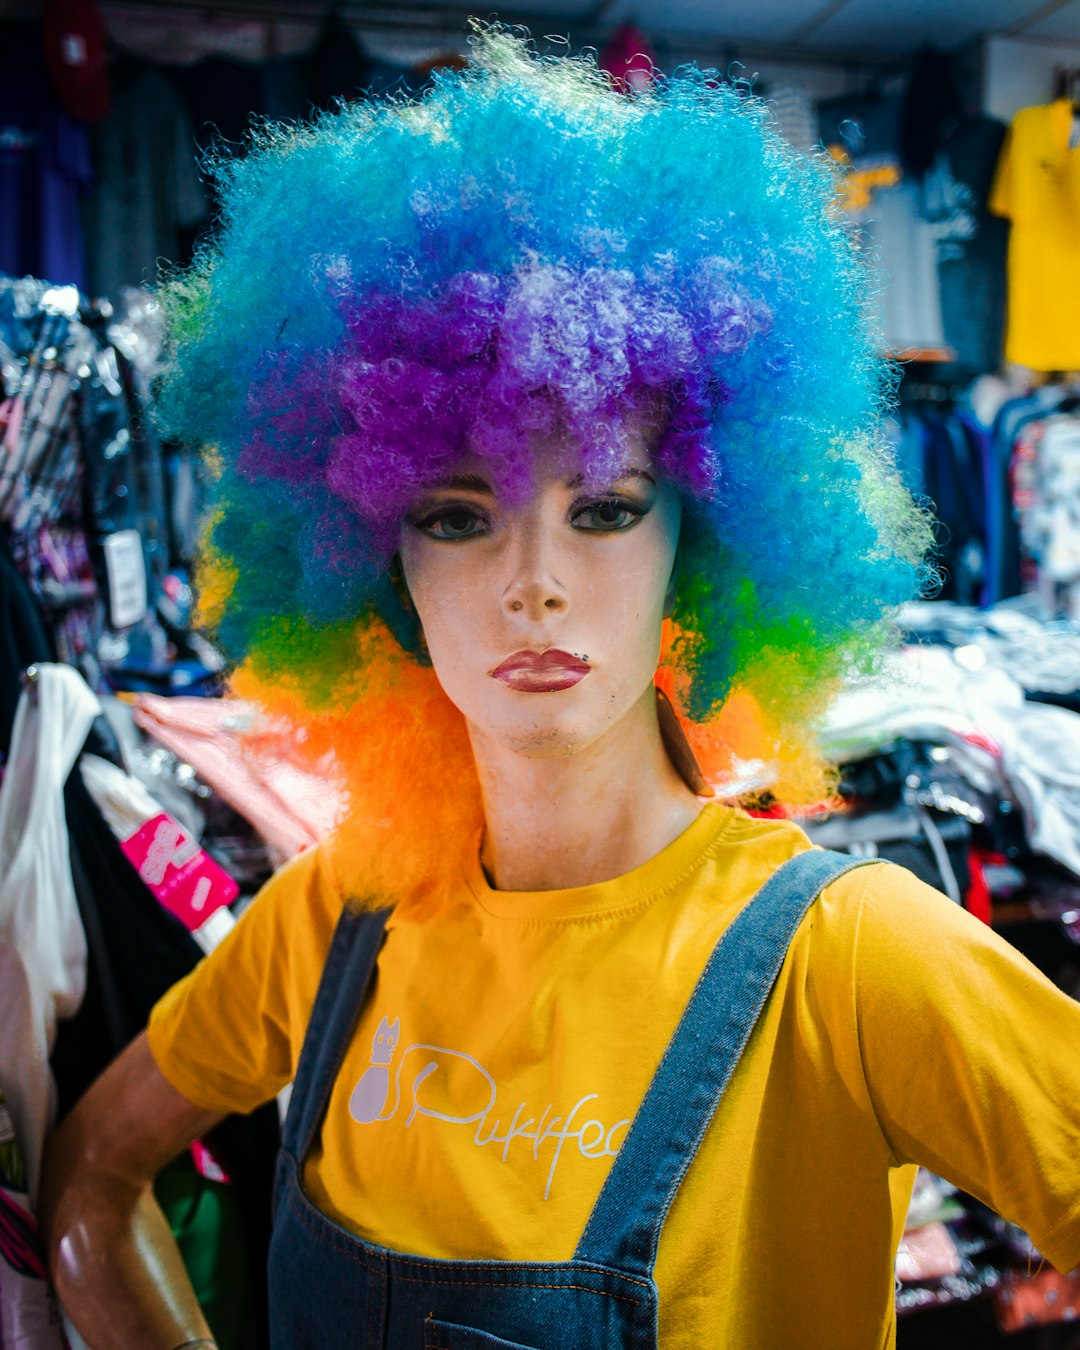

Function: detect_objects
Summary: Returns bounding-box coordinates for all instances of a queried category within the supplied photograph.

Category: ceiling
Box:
[5,0,1080,67]
[599,0,1080,56]
[374,0,1080,62]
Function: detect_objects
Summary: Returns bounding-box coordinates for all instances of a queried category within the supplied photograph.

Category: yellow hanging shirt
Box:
[148,804,1080,1348]
[990,99,1080,371]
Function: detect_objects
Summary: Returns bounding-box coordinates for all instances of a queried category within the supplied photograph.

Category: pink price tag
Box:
[121,813,238,931]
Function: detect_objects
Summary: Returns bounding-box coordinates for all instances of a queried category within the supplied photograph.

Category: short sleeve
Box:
[988,120,1016,221]
[146,843,343,1115]
[853,866,1080,1274]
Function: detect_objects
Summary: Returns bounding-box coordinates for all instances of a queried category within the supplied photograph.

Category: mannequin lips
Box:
[490,649,591,692]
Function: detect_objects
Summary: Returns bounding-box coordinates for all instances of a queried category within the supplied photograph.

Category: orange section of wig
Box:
[233,622,483,908]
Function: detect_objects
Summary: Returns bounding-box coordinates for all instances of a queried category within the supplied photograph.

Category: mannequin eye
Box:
[413,505,489,540]
[570,497,646,532]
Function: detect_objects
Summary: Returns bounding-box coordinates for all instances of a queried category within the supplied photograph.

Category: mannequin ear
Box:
[656,687,713,797]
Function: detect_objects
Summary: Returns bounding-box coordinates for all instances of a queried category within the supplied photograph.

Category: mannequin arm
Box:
[38,1032,226,1350]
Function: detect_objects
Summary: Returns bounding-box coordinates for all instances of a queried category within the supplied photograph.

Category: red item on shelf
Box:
[42,0,112,123]
[994,1264,1080,1332]
[598,23,654,93]
[965,847,1007,925]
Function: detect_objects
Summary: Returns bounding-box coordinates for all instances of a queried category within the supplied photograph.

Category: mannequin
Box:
[39,27,1080,1350]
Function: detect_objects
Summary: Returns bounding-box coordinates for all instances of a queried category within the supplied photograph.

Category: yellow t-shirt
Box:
[148,804,1080,1348]
[990,99,1080,371]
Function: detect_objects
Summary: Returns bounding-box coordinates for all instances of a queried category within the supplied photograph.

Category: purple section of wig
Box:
[238,263,769,565]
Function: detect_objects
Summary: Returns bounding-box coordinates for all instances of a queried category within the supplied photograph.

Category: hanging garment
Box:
[80,61,208,301]
[920,412,989,605]
[990,100,1080,371]
[78,754,236,954]
[266,850,873,1348]
[0,534,57,756]
[132,694,340,864]
[989,383,1072,599]
[922,115,1008,376]
[819,92,946,354]
[1010,413,1080,616]
[0,25,92,290]
[0,1089,69,1349]
[0,662,97,1205]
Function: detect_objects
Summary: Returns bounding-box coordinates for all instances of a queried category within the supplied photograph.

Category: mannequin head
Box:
[156,27,933,897]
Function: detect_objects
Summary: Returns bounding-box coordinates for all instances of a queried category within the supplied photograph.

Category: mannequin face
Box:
[397,424,681,761]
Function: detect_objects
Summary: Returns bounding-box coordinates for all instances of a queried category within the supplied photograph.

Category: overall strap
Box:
[282,903,391,1162]
[573,849,875,1277]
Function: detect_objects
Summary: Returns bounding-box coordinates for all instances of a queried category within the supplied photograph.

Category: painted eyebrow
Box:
[565,468,657,488]
[427,467,657,493]
[431,473,495,493]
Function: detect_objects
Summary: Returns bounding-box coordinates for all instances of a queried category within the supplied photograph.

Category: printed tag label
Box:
[121,813,238,930]
[103,529,147,628]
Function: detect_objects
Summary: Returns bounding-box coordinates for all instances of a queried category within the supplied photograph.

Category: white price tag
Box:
[102,530,147,628]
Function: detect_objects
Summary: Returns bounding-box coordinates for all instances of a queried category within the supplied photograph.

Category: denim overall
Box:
[267,848,871,1349]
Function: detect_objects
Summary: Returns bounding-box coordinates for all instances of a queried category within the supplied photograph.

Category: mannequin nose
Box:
[503,584,568,617]
[502,536,569,619]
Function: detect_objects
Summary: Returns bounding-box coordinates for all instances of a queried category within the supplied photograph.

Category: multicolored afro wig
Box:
[155,25,933,899]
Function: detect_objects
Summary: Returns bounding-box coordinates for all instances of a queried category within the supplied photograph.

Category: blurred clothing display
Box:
[0,276,215,693]
[888,396,1000,605]
[0,25,92,291]
[898,46,963,182]
[990,100,1080,372]
[810,604,1080,1331]
[1010,412,1080,619]
[173,19,417,165]
[823,618,1080,879]
[864,181,948,354]
[923,115,1008,376]
[989,381,1080,613]
[819,92,946,355]
[0,539,275,1349]
[995,1265,1080,1331]
[889,375,1080,614]
[80,63,208,301]
[302,13,416,109]
[173,55,268,156]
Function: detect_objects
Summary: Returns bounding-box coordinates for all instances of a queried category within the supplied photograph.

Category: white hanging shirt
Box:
[0,663,98,1205]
